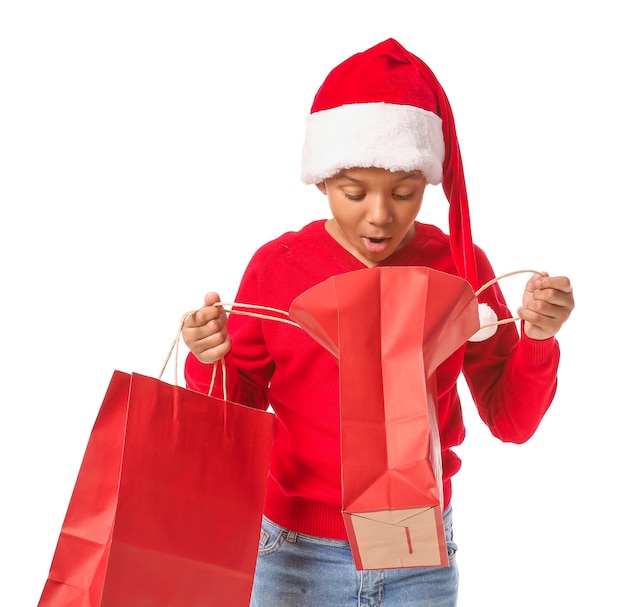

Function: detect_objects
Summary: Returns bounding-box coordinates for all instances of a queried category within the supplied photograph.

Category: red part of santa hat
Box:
[301,38,478,289]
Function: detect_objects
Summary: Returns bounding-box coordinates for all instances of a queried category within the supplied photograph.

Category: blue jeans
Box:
[249,506,458,607]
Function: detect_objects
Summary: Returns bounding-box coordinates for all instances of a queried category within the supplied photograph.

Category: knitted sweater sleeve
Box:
[184,349,269,410]
[462,249,560,443]
[463,331,559,443]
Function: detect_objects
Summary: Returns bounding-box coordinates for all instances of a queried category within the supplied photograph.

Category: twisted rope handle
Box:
[159,311,193,385]
[475,269,543,329]
[160,269,543,385]
[159,304,302,397]
[215,302,301,328]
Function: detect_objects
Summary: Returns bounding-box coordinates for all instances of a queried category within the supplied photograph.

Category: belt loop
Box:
[286,530,298,543]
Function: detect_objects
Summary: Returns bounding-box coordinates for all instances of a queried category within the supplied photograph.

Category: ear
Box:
[316,181,327,195]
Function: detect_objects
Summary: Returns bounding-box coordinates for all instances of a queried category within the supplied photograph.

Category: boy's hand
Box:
[182,292,231,363]
[518,273,574,340]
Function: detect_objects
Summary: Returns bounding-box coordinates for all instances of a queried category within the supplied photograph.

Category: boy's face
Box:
[318,167,427,267]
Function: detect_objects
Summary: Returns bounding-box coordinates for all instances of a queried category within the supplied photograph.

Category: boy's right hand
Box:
[182,292,231,363]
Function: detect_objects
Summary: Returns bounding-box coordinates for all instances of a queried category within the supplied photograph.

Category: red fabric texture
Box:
[185,220,560,541]
[309,40,438,114]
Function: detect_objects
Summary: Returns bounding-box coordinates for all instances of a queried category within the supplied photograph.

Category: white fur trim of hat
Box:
[301,102,445,185]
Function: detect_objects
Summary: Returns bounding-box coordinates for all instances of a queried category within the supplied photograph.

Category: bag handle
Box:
[160,268,543,388]
[214,269,544,332]
[474,269,543,330]
[159,305,302,398]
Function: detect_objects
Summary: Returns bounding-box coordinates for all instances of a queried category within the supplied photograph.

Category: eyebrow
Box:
[338,172,423,184]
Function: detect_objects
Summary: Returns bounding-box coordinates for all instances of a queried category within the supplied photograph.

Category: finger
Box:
[520,294,573,335]
[204,291,222,307]
[190,334,232,364]
[184,296,225,327]
[183,306,220,328]
[524,272,548,294]
[196,304,225,325]
[523,299,566,322]
[190,329,229,352]
[518,307,562,339]
[182,310,204,328]
[536,275,573,295]
[530,284,575,318]
[519,275,574,339]
[530,288,574,309]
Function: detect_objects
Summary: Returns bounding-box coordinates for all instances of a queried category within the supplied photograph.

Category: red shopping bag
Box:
[38,370,274,606]
[290,266,480,570]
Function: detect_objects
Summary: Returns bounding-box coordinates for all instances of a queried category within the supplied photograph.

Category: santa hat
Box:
[301,38,478,290]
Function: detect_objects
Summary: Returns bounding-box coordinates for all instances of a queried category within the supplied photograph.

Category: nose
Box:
[365,194,393,226]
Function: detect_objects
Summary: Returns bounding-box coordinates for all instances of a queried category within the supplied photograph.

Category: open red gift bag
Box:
[38,371,274,606]
[290,266,480,570]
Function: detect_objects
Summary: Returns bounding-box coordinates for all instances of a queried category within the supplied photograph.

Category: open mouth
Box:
[363,236,390,253]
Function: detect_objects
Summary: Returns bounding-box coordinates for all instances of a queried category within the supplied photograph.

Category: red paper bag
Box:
[39,371,274,606]
[290,266,480,570]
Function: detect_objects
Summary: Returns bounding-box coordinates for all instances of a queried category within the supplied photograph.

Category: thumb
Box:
[184,292,223,327]
[203,291,222,307]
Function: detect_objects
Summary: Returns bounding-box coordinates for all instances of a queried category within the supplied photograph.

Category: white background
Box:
[1,1,623,605]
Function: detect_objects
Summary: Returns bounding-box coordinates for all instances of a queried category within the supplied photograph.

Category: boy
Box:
[183,39,574,606]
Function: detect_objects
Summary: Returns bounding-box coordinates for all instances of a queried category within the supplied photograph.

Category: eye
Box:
[343,191,365,201]
[392,191,415,201]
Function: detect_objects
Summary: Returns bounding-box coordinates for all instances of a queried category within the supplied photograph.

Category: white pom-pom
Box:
[468,303,498,342]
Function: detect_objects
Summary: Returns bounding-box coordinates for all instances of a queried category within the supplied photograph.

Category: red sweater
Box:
[185,220,559,540]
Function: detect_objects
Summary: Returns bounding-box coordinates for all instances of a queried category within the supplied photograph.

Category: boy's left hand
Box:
[518,273,574,340]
